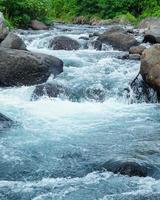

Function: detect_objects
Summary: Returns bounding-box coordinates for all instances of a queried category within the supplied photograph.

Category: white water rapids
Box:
[0,23,160,200]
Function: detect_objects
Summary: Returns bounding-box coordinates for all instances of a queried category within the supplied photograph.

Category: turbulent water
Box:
[0,23,160,200]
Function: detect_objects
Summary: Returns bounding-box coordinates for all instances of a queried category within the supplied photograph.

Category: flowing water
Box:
[0,23,160,200]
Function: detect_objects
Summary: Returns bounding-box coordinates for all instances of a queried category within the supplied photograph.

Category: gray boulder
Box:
[98,27,139,51]
[30,20,48,30]
[0,48,63,87]
[0,32,26,50]
[49,36,80,50]
[0,12,9,42]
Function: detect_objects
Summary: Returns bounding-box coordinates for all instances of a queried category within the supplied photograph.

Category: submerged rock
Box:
[0,113,13,130]
[0,12,9,42]
[0,48,63,87]
[98,27,139,51]
[49,36,80,50]
[30,20,48,30]
[0,32,26,50]
[85,85,106,102]
[140,44,160,92]
[31,82,67,100]
[101,160,148,177]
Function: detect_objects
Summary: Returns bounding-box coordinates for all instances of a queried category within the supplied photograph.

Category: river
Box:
[0,23,160,200]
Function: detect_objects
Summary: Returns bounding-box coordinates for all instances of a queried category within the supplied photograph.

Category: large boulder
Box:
[0,113,13,130]
[0,12,9,42]
[0,48,63,87]
[31,82,68,100]
[144,27,160,44]
[49,36,80,50]
[30,20,48,30]
[0,32,26,50]
[139,17,160,30]
[140,44,160,92]
[98,27,139,51]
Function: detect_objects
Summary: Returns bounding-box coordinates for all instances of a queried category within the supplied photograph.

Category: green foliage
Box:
[0,0,160,27]
[0,0,52,27]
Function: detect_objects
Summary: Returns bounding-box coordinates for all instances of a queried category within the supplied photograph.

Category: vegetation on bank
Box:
[0,0,160,28]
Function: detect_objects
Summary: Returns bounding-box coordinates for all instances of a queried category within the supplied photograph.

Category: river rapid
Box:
[0,23,160,200]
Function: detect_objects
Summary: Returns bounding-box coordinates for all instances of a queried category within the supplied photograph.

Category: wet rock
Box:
[30,20,48,30]
[91,40,102,50]
[98,27,139,51]
[129,54,140,61]
[129,77,158,103]
[129,45,146,55]
[85,85,106,102]
[79,36,89,40]
[139,17,160,30]
[0,12,9,42]
[0,48,63,87]
[101,160,148,177]
[140,44,160,92]
[0,113,13,130]
[31,82,67,100]
[0,32,26,50]
[118,53,129,60]
[89,32,101,38]
[49,36,80,50]
[144,27,160,44]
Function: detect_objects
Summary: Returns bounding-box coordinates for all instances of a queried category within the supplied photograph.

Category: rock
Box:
[85,85,106,102]
[118,53,129,60]
[140,44,160,92]
[49,36,80,50]
[0,48,63,87]
[31,82,67,100]
[89,32,101,38]
[130,77,158,103]
[139,17,160,30]
[91,40,102,50]
[144,27,160,44]
[30,20,48,30]
[129,45,146,55]
[0,32,26,50]
[79,36,89,40]
[101,160,147,177]
[98,27,139,51]
[0,113,13,130]
[129,54,140,60]
[0,12,9,42]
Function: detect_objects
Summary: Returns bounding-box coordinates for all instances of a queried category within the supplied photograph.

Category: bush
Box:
[0,0,52,27]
